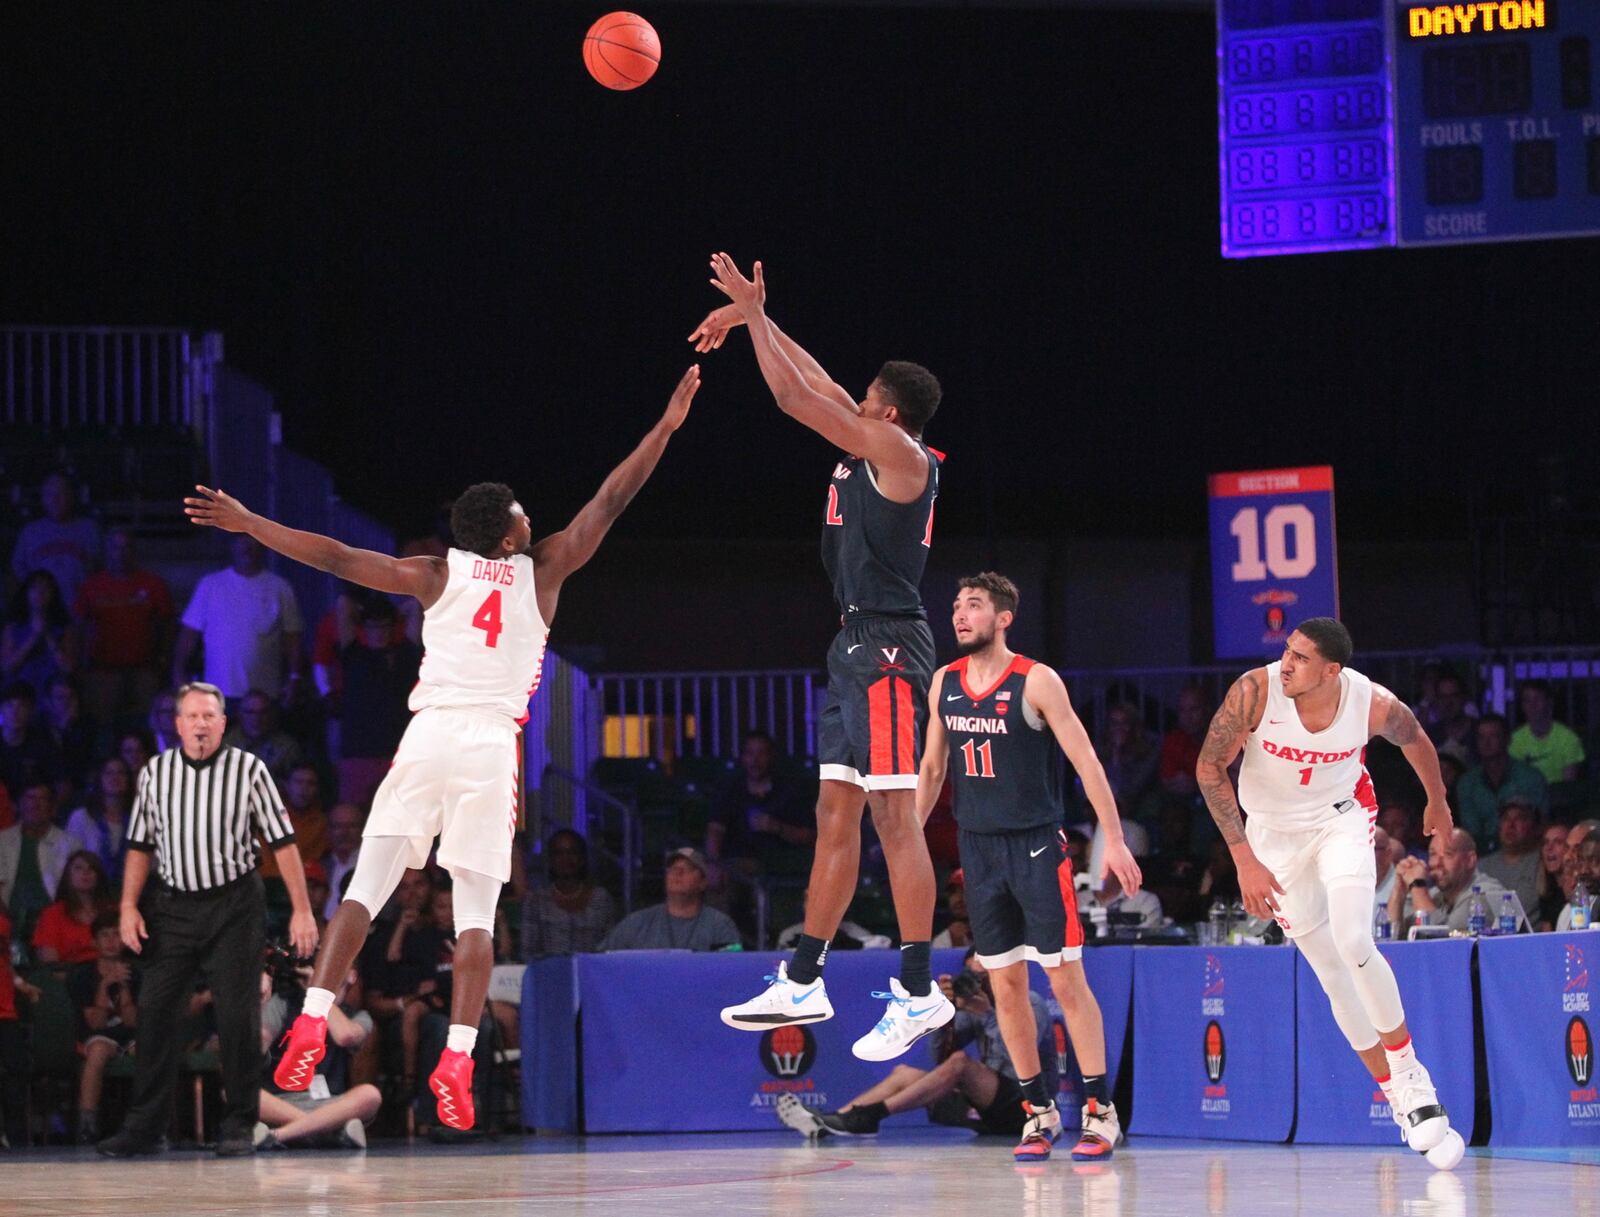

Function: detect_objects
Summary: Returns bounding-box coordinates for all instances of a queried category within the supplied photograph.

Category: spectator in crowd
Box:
[0,682,65,804]
[1534,821,1572,930]
[172,534,304,702]
[1409,660,1453,728]
[0,895,43,1148]
[32,849,112,964]
[70,910,139,1143]
[1554,835,1600,932]
[1477,796,1543,918]
[1423,672,1477,767]
[1089,702,1157,815]
[335,596,421,808]
[145,689,179,754]
[1093,865,1163,931]
[931,869,970,949]
[1389,827,1507,933]
[117,729,154,777]
[1376,796,1424,860]
[1197,839,1241,906]
[258,960,379,1150]
[1510,679,1586,785]
[224,689,306,786]
[9,472,101,609]
[1086,815,1149,896]
[44,675,97,795]
[778,950,1055,1140]
[261,764,329,879]
[321,803,364,923]
[1,570,77,702]
[1456,714,1549,852]
[0,781,79,939]
[520,828,615,959]
[1142,799,1206,925]
[704,731,817,896]
[74,528,175,730]
[1157,685,1210,802]
[360,867,436,1071]
[1373,826,1403,922]
[66,756,135,880]
[600,848,739,951]
[1437,753,1466,819]
[777,888,892,951]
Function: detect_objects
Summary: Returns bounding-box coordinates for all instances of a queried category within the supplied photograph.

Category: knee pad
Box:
[342,836,413,917]
[450,867,502,937]
[1296,925,1380,1052]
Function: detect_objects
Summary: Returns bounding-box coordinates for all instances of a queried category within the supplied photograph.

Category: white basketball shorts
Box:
[1245,800,1377,940]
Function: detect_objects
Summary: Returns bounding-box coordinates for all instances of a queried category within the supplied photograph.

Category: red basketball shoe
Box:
[430,1048,476,1130]
[272,1014,326,1091]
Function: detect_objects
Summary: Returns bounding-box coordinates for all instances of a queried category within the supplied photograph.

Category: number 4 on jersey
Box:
[472,590,504,648]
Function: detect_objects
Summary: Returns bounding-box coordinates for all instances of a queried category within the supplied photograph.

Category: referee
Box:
[97,682,319,1158]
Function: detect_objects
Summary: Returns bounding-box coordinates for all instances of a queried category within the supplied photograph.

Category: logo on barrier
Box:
[760,1025,817,1079]
[1201,954,1225,1017]
[1564,944,1590,1013]
[1204,1021,1227,1084]
[1569,1017,1592,1087]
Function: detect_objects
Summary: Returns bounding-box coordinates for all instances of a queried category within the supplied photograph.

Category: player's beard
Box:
[956,627,995,657]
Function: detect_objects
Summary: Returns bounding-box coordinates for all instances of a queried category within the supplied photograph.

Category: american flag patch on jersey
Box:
[997,691,1011,700]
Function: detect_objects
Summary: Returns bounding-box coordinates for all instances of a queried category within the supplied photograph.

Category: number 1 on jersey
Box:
[1297,765,1313,786]
[473,590,504,648]
[960,738,996,779]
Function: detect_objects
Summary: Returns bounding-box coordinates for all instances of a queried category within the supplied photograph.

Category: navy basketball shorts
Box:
[961,824,1085,968]
[817,615,934,793]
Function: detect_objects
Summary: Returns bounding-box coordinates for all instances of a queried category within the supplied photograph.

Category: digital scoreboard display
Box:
[1218,1,1600,256]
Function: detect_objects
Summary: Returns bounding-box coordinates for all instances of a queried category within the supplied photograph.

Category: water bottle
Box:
[1228,898,1246,944]
[1574,882,1593,931]
[1466,885,1488,937]
[1207,899,1227,946]
[1497,892,1518,936]
[1373,904,1392,941]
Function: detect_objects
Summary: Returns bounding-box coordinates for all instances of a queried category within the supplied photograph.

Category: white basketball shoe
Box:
[851,977,955,1061]
[1390,1061,1451,1153]
[720,962,834,1030]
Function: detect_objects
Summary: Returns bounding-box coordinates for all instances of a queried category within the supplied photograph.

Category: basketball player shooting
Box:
[695,254,956,1059]
[183,365,701,1130]
[1196,618,1464,1170]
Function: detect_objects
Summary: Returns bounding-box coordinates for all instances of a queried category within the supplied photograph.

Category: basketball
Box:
[583,12,660,91]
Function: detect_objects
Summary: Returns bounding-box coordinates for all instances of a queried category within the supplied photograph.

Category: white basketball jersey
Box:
[1237,661,1376,832]
[409,549,549,724]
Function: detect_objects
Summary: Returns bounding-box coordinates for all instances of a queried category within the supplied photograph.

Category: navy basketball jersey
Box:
[939,655,1062,835]
[820,442,941,618]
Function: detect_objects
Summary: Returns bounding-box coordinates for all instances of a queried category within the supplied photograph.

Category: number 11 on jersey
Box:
[960,738,996,778]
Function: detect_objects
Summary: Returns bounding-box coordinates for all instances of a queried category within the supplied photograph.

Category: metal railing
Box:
[1,326,215,429]
[535,765,639,914]
[593,669,820,760]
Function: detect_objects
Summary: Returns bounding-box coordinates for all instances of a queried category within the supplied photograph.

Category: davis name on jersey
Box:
[411,549,549,724]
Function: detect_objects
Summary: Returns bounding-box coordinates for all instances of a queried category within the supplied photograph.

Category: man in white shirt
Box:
[172,536,304,701]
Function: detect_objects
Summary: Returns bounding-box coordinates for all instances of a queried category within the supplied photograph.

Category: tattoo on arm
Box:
[1380,695,1421,746]
[1197,675,1259,846]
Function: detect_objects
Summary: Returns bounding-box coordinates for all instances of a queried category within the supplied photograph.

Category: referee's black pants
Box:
[123,872,266,1142]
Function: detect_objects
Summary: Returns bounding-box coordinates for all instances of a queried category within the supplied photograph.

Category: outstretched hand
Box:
[687,303,745,353]
[708,252,766,317]
[661,365,702,432]
[1101,838,1144,896]
[184,485,256,533]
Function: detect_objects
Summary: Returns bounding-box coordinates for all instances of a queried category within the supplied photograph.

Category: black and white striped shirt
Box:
[127,746,296,892]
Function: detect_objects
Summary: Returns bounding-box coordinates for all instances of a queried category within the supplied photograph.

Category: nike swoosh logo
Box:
[791,991,815,1005]
[947,694,964,701]
[908,1004,942,1019]
[1357,956,1371,968]
[1030,846,1049,857]
[1268,719,1285,724]
[847,644,863,653]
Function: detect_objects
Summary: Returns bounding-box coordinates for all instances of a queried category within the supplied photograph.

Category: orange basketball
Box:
[583,12,661,91]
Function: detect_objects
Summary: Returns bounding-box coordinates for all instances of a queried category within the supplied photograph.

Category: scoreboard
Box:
[1218,0,1600,256]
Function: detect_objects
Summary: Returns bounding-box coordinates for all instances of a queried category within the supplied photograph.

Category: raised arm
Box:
[184,487,448,608]
[1369,683,1453,840]
[1025,665,1141,893]
[689,303,859,414]
[528,365,700,624]
[1196,668,1285,920]
[707,253,928,487]
[915,670,951,826]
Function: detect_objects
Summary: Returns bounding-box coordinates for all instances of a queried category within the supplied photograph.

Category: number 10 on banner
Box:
[1207,467,1339,660]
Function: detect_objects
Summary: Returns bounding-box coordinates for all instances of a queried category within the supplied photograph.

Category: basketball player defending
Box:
[920,574,1140,1161]
[696,254,955,1058]
[184,365,701,1130]
[1196,618,1464,1170]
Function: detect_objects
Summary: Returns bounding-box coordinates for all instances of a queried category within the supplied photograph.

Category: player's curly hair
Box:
[1296,616,1352,666]
[875,361,942,434]
[957,572,1019,616]
[450,482,517,558]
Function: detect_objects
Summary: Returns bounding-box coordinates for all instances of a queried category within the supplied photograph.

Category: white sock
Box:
[302,987,335,1019]
[1384,1035,1419,1076]
[447,1024,478,1055]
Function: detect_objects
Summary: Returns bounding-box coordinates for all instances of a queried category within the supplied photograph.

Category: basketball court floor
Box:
[10,1128,1597,1217]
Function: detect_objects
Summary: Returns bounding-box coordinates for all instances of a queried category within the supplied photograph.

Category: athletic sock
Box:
[1081,1073,1109,1106]
[1019,1074,1053,1110]
[1384,1035,1418,1077]
[789,935,830,986]
[447,1024,478,1055]
[302,987,335,1019]
[899,941,932,997]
